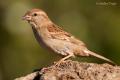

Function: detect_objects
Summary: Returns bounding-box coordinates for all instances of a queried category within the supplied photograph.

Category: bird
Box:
[22,8,114,65]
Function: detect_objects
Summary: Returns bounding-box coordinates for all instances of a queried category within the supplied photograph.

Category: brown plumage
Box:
[23,8,114,65]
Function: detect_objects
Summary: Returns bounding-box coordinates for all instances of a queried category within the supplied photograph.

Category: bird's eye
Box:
[33,13,37,16]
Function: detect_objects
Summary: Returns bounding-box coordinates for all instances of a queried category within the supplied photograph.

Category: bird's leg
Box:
[55,54,75,66]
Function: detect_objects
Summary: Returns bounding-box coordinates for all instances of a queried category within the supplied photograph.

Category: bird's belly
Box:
[45,39,77,56]
[32,28,68,55]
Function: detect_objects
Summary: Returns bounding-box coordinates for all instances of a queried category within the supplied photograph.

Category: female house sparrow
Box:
[22,9,114,64]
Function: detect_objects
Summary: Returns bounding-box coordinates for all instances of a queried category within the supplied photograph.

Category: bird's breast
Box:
[32,26,50,48]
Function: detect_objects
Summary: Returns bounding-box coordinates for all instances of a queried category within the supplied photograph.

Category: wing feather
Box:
[47,24,85,46]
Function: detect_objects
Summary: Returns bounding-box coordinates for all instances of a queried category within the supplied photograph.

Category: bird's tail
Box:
[87,50,115,65]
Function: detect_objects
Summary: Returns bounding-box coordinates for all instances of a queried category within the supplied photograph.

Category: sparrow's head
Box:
[22,9,49,25]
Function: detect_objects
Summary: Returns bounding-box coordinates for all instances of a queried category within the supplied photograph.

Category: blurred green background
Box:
[0,0,120,80]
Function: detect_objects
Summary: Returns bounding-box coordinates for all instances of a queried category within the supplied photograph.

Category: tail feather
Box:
[87,50,115,65]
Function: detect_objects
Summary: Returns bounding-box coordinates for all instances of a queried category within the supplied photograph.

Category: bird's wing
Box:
[47,24,85,46]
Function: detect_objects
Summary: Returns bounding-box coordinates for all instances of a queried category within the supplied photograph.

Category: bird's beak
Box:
[22,15,31,21]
